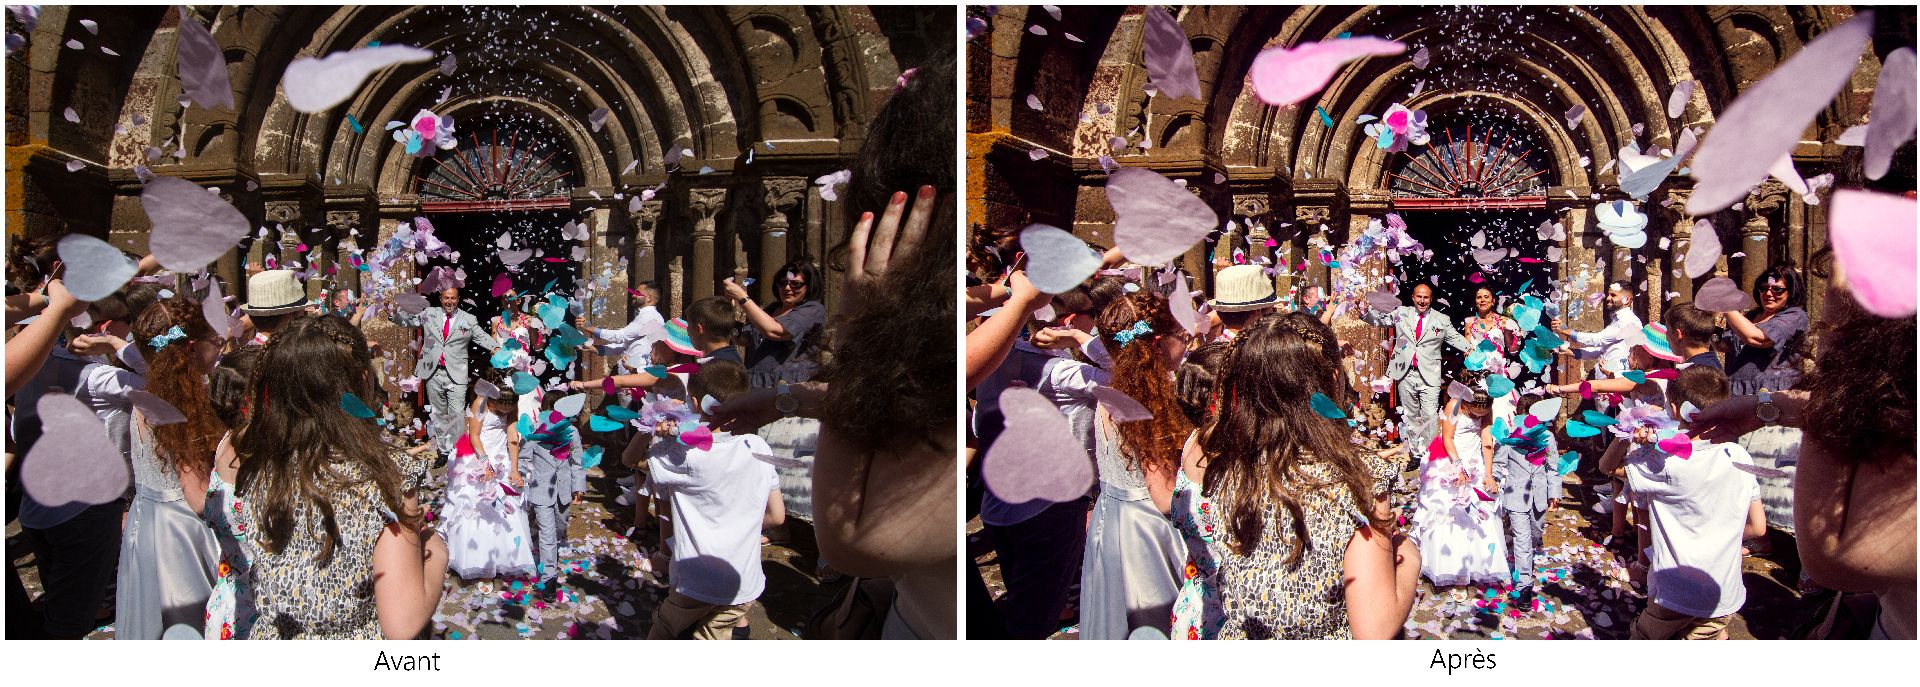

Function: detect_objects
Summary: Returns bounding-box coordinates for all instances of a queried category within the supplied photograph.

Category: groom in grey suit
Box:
[394,287,499,457]
[1362,283,1469,459]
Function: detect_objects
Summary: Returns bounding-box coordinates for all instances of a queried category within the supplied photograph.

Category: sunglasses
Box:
[779,280,808,289]
[1762,285,1790,295]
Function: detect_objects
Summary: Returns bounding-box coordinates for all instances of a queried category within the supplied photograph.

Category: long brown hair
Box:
[1204,313,1386,561]
[131,296,224,481]
[234,315,420,566]
[1096,288,1193,475]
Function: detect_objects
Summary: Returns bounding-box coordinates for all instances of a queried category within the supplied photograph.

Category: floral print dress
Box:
[203,469,256,640]
[1170,468,1225,640]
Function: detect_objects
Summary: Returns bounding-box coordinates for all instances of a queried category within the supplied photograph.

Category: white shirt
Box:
[648,431,778,606]
[1571,306,1643,377]
[77,362,146,460]
[1625,439,1758,619]
[597,305,665,372]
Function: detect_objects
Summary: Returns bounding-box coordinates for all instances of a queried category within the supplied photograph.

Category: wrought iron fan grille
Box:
[416,128,576,211]
[1388,125,1552,210]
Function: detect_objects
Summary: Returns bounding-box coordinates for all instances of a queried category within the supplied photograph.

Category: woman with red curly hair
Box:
[116,296,227,639]
[1079,287,1193,640]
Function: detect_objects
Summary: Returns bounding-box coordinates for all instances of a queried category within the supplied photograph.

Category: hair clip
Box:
[148,325,187,350]
[1112,320,1153,347]
[893,67,919,92]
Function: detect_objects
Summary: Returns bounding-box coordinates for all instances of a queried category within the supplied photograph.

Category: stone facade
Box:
[8,5,950,398]
[967,5,1912,395]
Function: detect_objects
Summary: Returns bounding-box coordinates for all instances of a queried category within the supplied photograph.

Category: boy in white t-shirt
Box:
[645,359,783,640]
[1623,364,1767,639]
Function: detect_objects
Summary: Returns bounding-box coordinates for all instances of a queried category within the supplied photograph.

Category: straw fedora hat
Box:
[1207,264,1278,313]
[243,269,309,315]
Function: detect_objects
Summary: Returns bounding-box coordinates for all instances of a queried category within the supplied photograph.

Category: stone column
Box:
[1741,182,1789,291]
[760,177,806,302]
[1295,205,1332,294]
[667,257,685,318]
[687,188,728,302]
[1662,188,1696,304]
[325,210,363,298]
[629,199,663,295]
[1232,193,1274,264]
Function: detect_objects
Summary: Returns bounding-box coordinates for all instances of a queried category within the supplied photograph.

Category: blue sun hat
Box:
[663,317,700,356]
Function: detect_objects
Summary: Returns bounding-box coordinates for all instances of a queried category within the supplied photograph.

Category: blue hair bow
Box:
[1112,320,1153,347]
[148,325,187,350]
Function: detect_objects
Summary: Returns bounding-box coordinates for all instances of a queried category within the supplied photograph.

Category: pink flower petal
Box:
[982,387,1095,504]
[1829,189,1917,318]
[1687,13,1874,214]
[1106,167,1218,265]
[1249,36,1405,107]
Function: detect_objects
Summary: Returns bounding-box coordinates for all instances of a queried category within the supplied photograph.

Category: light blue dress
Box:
[1079,415,1183,640]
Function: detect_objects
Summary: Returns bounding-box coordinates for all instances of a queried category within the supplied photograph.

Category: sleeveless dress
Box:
[1169,466,1225,640]
[203,466,257,640]
[1214,453,1395,639]
[1079,413,1184,640]
[1410,412,1510,587]
[116,421,220,639]
[443,411,536,579]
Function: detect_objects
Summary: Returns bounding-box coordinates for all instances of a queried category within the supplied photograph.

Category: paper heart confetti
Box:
[1828,189,1916,318]
[339,392,376,419]
[1528,396,1563,422]
[1686,13,1874,215]
[1309,392,1346,419]
[1249,36,1405,107]
[1447,381,1475,401]
[1091,385,1154,422]
[1167,269,1198,334]
[554,393,586,417]
[588,414,621,432]
[1865,48,1916,180]
[1683,219,1721,279]
[174,9,232,109]
[21,393,130,510]
[1656,432,1693,459]
[1486,374,1514,398]
[1731,462,1789,479]
[1667,80,1695,119]
[1565,421,1601,438]
[128,390,187,425]
[1140,7,1200,99]
[1693,277,1756,313]
[678,425,713,451]
[1020,224,1101,294]
[142,176,250,272]
[1364,290,1402,313]
[283,45,435,113]
[55,234,137,301]
[1106,168,1218,266]
[983,387,1095,505]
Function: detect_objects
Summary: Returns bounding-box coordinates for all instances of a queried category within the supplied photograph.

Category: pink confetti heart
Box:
[1686,13,1874,214]
[141,177,250,273]
[1643,368,1679,380]
[283,45,435,113]
[491,273,513,298]
[174,9,232,109]
[1106,168,1218,266]
[21,394,130,511]
[1684,219,1721,279]
[1249,36,1405,107]
[1829,189,1917,318]
[601,377,617,394]
[1167,269,1198,334]
[983,387,1095,505]
[1426,434,1449,461]
[679,426,713,451]
[1657,432,1694,459]
[1141,7,1201,100]
[1693,277,1756,313]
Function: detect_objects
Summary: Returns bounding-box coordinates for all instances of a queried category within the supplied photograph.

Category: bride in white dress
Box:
[443,392,536,579]
[1411,381,1510,587]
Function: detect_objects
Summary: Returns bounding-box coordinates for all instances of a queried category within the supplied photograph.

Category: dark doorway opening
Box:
[418,209,580,381]
[1394,209,1559,379]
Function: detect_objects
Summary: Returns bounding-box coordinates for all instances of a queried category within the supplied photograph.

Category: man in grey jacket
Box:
[393,286,498,459]
[1363,283,1470,459]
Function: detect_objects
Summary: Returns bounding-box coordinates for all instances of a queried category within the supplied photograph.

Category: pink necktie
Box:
[1411,313,1425,367]
[439,314,452,366]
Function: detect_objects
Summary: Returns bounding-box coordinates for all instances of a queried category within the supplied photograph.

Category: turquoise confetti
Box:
[1556,450,1580,476]
[1621,369,1647,384]
[339,392,375,419]
[1376,127,1394,149]
[1316,105,1334,128]
[581,446,603,469]
[490,348,515,369]
[1309,392,1346,419]
[588,414,621,432]
[512,371,538,395]
[346,113,364,134]
[1581,410,1617,427]
[1566,420,1601,438]
[605,405,640,421]
[1487,374,1514,397]
[366,40,381,47]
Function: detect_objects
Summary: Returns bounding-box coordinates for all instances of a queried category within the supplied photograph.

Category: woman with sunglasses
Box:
[1716,264,1811,561]
[725,260,827,391]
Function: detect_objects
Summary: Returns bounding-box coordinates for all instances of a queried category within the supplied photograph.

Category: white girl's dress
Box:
[443,411,535,579]
[1410,412,1510,587]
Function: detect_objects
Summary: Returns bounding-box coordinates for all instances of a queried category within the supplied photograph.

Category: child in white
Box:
[444,389,535,579]
[1624,365,1766,639]
[646,359,783,640]
[1411,372,1509,587]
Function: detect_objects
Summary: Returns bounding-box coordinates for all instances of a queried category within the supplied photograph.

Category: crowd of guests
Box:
[966,155,1912,641]
[5,46,958,641]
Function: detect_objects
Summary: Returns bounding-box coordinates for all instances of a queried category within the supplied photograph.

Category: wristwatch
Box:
[1755,390,1781,425]
[774,381,799,417]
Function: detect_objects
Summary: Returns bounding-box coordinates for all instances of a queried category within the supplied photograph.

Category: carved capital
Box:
[324,210,361,232]
[763,177,807,212]
[1232,194,1272,219]
[265,201,303,226]
[1745,181,1790,216]
[688,188,729,220]
[630,200,664,248]
[1295,205,1331,226]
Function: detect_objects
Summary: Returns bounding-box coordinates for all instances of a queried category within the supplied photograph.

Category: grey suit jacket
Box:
[519,430,587,507]
[394,306,497,381]
[1362,305,1469,386]
[1496,433,1563,512]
